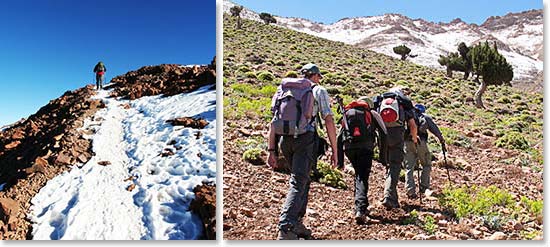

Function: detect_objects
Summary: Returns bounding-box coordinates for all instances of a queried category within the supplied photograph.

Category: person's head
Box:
[358,96,374,109]
[389,85,411,98]
[415,103,426,114]
[98,61,103,65]
[300,63,323,83]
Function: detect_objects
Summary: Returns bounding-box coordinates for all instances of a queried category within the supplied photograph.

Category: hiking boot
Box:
[382,198,399,210]
[295,220,312,238]
[277,228,298,240]
[355,211,368,225]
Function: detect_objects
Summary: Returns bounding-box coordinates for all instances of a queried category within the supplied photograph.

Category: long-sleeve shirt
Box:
[417,113,444,143]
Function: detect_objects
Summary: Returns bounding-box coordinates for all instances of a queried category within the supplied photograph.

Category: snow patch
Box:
[29,85,216,240]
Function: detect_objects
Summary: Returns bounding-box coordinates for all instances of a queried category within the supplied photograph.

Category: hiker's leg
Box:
[349,148,373,213]
[96,74,100,89]
[100,75,104,89]
[383,145,403,205]
[383,128,404,206]
[403,140,416,195]
[418,141,432,192]
[279,133,314,230]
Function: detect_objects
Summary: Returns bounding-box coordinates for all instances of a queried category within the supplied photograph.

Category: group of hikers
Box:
[266,63,446,240]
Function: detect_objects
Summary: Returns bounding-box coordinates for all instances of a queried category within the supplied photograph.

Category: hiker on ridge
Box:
[336,96,386,225]
[267,63,338,240]
[93,61,107,90]
[375,86,417,209]
[404,103,446,198]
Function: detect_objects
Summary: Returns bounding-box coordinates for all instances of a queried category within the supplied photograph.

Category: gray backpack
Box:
[271,78,314,138]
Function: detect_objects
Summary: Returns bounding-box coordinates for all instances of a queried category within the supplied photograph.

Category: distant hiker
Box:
[374,86,417,209]
[404,103,446,198]
[93,61,107,90]
[336,96,386,225]
[267,63,338,240]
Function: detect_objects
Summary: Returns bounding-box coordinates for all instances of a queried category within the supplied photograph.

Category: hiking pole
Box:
[442,146,452,185]
[415,139,422,205]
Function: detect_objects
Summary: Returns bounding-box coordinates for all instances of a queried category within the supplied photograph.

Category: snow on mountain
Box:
[29,85,216,240]
[224,0,543,85]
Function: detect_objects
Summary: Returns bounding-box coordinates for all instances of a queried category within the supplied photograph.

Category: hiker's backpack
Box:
[341,100,373,143]
[271,78,314,138]
[378,92,404,128]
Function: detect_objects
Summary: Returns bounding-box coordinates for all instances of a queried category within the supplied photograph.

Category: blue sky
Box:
[232,0,542,25]
[0,0,215,126]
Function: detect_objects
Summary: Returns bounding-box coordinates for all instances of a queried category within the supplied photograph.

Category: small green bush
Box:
[242,148,264,166]
[495,131,529,150]
[423,215,437,235]
[237,65,251,73]
[439,185,515,219]
[257,71,275,82]
[244,71,257,79]
[440,127,471,148]
[285,71,298,78]
[316,161,347,189]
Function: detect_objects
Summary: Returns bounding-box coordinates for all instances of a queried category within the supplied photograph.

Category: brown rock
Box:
[34,157,49,167]
[189,184,216,240]
[242,207,255,217]
[126,184,136,191]
[55,152,72,165]
[98,161,111,166]
[487,232,507,240]
[4,141,20,150]
[166,117,209,129]
[160,149,175,157]
[24,162,46,175]
[53,134,64,141]
[0,198,19,228]
[77,154,89,163]
[10,130,25,140]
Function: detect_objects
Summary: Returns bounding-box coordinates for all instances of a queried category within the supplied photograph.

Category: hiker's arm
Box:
[408,118,418,144]
[267,123,277,168]
[427,116,446,151]
[324,115,338,168]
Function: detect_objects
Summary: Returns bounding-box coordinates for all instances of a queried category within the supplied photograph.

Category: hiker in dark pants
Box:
[378,86,417,209]
[93,61,107,90]
[337,96,386,224]
[404,104,446,198]
[267,63,338,240]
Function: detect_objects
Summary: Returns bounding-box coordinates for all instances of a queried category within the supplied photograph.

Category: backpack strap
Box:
[311,84,323,130]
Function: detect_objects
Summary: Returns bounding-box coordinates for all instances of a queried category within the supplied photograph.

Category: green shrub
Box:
[520,196,543,216]
[285,71,298,78]
[237,65,251,73]
[440,127,471,148]
[242,148,264,166]
[497,96,512,104]
[439,185,514,218]
[403,209,419,225]
[316,161,347,189]
[257,71,275,82]
[244,71,257,79]
[495,131,529,150]
[423,215,437,235]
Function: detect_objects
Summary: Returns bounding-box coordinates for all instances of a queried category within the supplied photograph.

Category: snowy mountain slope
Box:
[223,0,542,85]
[29,85,216,240]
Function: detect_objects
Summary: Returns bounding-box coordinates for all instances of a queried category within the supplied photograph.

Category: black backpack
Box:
[342,100,373,144]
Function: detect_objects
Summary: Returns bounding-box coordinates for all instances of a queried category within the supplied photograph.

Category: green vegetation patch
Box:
[495,131,529,150]
[316,160,347,189]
